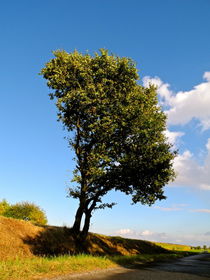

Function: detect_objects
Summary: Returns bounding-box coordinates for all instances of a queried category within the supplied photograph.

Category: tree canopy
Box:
[41,49,176,238]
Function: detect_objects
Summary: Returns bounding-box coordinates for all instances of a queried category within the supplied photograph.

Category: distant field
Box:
[156,242,210,253]
[155,242,191,251]
[0,216,201,280]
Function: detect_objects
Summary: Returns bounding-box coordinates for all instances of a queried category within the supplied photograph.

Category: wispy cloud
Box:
[114,228,210,246]
[153,204,189,212]
[190,209,210,213]
[154,206,182,211]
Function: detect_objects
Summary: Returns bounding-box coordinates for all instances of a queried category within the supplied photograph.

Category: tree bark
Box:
[81,211,92,239]
[72,205,84,235]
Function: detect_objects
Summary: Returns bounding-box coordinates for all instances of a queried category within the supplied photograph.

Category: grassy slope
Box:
[0,216,193,280]
[0,216,167,260]
[0,216,42,260]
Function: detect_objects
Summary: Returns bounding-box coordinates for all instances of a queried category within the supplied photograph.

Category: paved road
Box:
[50,253,210,280]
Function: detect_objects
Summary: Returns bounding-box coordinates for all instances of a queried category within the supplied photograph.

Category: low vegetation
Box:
[0,216,200,280]
[0,200,47,225]
[156,242,210,253]
[0,253,187,280]
[0,255,116,280]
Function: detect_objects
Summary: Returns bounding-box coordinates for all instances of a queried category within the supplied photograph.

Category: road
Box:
[50,253,210,280]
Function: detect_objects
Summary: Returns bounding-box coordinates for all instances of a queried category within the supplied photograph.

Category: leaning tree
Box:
[41,49,176,239]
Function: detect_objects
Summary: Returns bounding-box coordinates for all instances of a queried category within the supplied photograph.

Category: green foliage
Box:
[41,49,176,237]
[4,201,47,225]
[0,199,10,215]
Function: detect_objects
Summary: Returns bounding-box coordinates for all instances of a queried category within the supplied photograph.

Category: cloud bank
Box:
[173,138,210,190]
[143,72,210,190]
[115,228,210,246]
[143,72,210,130]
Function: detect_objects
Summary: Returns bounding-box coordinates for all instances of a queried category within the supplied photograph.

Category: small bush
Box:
[4,201,47,225]
[0,199,10,215]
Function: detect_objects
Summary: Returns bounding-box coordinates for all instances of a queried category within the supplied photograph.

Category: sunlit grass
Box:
[0,253,188,280]
[155,242,191,251]
[0,255,115,280]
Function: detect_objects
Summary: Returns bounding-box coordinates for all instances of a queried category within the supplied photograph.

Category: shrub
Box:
[4,201,47,225]
[0,199,10,215]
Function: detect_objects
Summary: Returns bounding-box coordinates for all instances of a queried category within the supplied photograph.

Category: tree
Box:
[4,201,48,225]
[41,49,176,239]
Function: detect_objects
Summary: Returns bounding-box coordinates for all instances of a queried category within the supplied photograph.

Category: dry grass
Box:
[0,216,192,280]
[0,216,167,260]
[0,216,43,259]
[86,234,167,255]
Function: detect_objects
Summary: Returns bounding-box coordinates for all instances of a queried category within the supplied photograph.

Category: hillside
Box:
[0,216,167,260]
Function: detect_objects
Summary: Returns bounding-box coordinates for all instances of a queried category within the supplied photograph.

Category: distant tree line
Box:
[191,245,210,250]
[0,199,47,225]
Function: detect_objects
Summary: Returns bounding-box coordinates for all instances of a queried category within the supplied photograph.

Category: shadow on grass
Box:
[22,228,210,279]
[22,225,167,257]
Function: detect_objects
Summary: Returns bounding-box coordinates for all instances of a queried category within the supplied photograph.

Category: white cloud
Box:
[200,184,210,191]
[114,229,210,246]
[143,72,210,130]
[116,228,133,235]
[204,72,210,81]
[142,76,172,105]
[191,209,210,213]
[143,72,210,191]
[164,129,184,146]
[154,206,182,211]
[206,138,210,150]
[141,230,153,236]
[172,138,210,190]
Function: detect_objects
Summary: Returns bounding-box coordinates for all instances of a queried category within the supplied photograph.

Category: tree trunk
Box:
[81,211,92,239]
[72,205,84,235]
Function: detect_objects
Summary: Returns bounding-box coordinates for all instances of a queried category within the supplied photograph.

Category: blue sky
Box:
[1,0,210,246]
